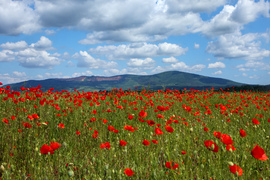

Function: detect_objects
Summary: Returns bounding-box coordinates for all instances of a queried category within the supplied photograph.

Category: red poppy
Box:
[213,131,222,139]
[204,140,219,153]
[100,142,111,149]
[119,140,127,147]
[252,119,260,125]
[147,120,155,126]
[108,125,115,131]
[124,125,135,132]
[229,164,243,176]
[139,110,147,118]
[143,139,150,146]
[40,144,54,155]
[50,141,61,150]
[2,118,8,124]
[76,130,81,135]
[165,125,174,133]
[103,119,108,123]
[128,114,134,120]
[226,144,236,151]
[23,121,32,128]
[125,168,135,176]
[32,114,39,119]
[58,123,65,128]
[221,134,234,145]
[204,127,209,132]
[239,129,247,137]
[165,161,179,169]
[155,127,163,135]
[152,140,158,144]
[251,145,268,161]
[181,151,186,154]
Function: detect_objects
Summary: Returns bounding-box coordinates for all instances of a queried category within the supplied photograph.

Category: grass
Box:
[0,86,270,179]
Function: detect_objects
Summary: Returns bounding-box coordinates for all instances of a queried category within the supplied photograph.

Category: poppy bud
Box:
[67,170,74,177]
[62,142,67,148]
[229,148,233,152]
[227,161,234,166]
[0,164,5,172]
[211,144,215,150]
[35,147,39,152]
[266,136,269,139]
[190,128,193,132]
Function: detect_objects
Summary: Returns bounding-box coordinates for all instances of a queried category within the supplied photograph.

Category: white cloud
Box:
[0,36,62,68]
[0,0,40,35]
[206,32,270,60]
[127,58,156,69]
[0,41,28,50]
[152,61,206,73]
[268,72,270,75]
[162,57,178,63]
[0,71,28,84]
[242,73,248,76]
[199,0,270,37]
[238,68,250,72]
[208,62,226,68]
[249,75,259,79]
[72,71,93,77]
[194,43,200,49]
[30,36,55,51]
[45,29,56,35]
[230,0,270,24]
[88,42,188,60]
[72,51,118,69]
[212,70,222,75]
[12,71,26,77]
[166,0,226,14]
[103,69,128,76]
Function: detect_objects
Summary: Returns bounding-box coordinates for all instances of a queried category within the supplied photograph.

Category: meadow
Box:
[0,84,269,179]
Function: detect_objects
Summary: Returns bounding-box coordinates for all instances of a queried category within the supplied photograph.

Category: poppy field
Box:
[0,83,270,179]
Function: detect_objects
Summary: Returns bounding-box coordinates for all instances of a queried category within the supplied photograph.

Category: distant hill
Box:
[5,71,249,92]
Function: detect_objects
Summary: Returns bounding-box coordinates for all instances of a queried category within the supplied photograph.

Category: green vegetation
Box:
[0,85,270,179]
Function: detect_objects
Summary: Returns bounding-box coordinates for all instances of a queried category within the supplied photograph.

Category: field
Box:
[0,85,270,179]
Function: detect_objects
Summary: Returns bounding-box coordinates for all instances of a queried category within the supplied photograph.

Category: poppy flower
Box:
[139,110,147,118]
[251,145,268,161]
[152,140,158,144]
[124,125,135,132]
[165,161,179,169]
[181,151,186,154]
[221,134,234,145]
[147,120,155,126]
[119,140,127,147]
[226,144,236,151]
[252,119,260,125]
[50,141,61,150]
[58,123,65,128]
[128,114,134,120]
[100,142,111,149]
[239,129,247,137]
[40,144,54,155]
[143,139,150,146]
[155,127,163,135]
[213,131,222,139]
[165,125,174,133]
[204,127,209,132]
[204,140,219,153]
[76,130,81,135]
[23,122,32,128]
[125,168,135,176]
[108,125,115,131]
[229,164,243,176]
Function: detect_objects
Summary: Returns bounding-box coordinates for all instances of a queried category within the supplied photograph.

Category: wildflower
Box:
[251,145,268,161]
[229,164,243,176]
[213,131,222,139]
[155,127,163,135]
[58,123,65,128]
[221,134,234,145]
[239,129,247,137]
[204,140,219,153]
[119,140,127,147]
[252,119,260,125]
[40,144,54,155]
[204,127,209,132]
[165,125,174,133]
[143,139,150,146]
[50,141,61,150]
[165,161,179,169]
[139,110,147,118]
[125,168,135,176]
[226,144,236,151]
[152,140,158,144]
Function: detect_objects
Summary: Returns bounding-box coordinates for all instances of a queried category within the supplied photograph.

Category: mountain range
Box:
[5,71,262,92]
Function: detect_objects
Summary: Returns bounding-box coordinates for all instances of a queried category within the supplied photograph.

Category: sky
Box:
[0,0,270,86]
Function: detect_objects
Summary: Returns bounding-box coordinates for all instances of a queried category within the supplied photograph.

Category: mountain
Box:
[5,71,248,92]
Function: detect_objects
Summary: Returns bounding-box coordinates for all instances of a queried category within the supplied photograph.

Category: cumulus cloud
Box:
[152,61,206,74]
[212,70,222,75]
[88,42,188,60]
[0,36,62,68]
[0,71,28,84]
[199,0,270,37]
[72,71,93,77]
[72,51,118,69]
[103,69,128,76]
[127,58,156,69]
[208,62,226,68]
[162,57,178,63]
[0,0,40,35]
[206,32,270,60]
[194,43,200,49]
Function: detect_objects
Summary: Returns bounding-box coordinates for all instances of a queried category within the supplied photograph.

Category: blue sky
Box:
[0,0,270,85]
